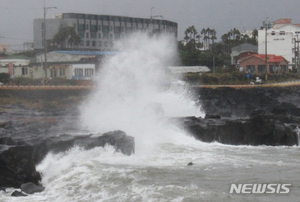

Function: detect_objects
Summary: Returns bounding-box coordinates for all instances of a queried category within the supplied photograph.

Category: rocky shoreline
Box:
[174,86,300,146]
[0,106,135,196]
[1,86,300,196]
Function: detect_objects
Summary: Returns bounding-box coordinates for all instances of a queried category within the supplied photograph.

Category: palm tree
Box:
[210,29,217,51]
[53,26,81,49]
[251,29,258,45]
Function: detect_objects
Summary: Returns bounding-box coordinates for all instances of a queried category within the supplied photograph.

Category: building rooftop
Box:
[239,54,289,63]
[273,18,292,25]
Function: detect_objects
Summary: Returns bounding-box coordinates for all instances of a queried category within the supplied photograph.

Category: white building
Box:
[33,13,178,51]
[258,18,300,69]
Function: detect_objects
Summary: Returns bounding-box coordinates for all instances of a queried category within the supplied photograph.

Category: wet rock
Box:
[0,130,135,189]
[250,109,267,118]
[11,190,27,197]
[272,107,287,116]
[0,187,5,192]
[0,145,41,188]
[205,114,221,119]
[33,130,135,164]
[187,162,193,166]
[178,112,298,146]
[21,182,45,194]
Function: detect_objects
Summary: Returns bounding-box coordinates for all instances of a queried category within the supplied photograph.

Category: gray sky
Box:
[0,0,300,50]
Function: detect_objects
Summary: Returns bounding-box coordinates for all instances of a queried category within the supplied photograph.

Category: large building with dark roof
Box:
[33,13,178,51]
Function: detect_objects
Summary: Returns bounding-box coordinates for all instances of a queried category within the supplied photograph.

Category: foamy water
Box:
[1,33,300,201]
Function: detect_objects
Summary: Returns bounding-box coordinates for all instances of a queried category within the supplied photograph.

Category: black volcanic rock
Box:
[0,130,135,189]
[174,112,298,146]
[21,182,45,194]
[11,190,27,197]
[0,145,41,188]
[194,87,300,117]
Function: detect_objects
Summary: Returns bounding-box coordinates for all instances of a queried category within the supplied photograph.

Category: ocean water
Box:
[1,33,300,202]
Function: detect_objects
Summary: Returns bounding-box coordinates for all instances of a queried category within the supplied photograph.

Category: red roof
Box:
[240,54,289,63]
[273,18,292,24]
[293,24,300,27]
[253,54,288,63]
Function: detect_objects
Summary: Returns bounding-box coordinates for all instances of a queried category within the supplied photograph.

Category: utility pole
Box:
[213,56,215,75]
[265,17,268,73]
[43,0,56,80]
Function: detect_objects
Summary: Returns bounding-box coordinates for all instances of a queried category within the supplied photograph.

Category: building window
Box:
[50,69,57,78]
[42,31,45,38]
[80,40,84,46]
[92,41,96,47]
[78,31,84,39]
[91,32,97,38]
[86,24,89,30]
[86,32,89,38]
[103,26,109,32]
[75,68,83,77]
[99,41,102,47]
[60,68,65,76]
[246,65,255,74]
[73,23,76,29]
[91,25,97,31]
[258,65,266,73]
[98,25,101,31]
[84,68,94,77]
[86,40,90,46]
[271,31,275,35]
[269,65,276,73]
[103,32,109,39]
[22,67,28,75]
[78,24,85,31]
[98,33,101,39]
[280,31,285,35]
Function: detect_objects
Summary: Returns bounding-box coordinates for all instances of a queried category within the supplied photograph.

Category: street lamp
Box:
[43,2,56,80]
[150,7,163,35]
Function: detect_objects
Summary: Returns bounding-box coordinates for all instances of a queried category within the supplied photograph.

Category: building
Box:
[231,43,258,64]
[0,50,117,81]
[238,54,289,74]
[33,13,178,51]
[0,56,32,78]
[0,43,7,54]
[258,18,300,69]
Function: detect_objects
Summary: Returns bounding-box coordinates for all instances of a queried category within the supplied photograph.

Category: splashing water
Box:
[79,33,204,154]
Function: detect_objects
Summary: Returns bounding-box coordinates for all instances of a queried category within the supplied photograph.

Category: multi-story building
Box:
[258,18,300,69]
[33,13,178,51]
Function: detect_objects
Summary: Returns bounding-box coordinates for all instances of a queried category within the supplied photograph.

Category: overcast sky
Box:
[0,0,300,50]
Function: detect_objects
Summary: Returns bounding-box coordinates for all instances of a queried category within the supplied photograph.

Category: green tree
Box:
[52,26,81,49]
